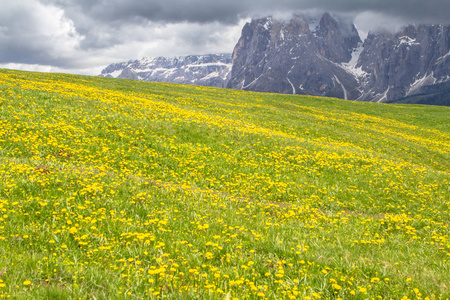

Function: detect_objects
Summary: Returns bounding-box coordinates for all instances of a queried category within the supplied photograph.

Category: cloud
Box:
[47,0,450,25]
[0,0,246,73]
[42,0,450,51]
[1,0,449,75]
[0,0,84,67]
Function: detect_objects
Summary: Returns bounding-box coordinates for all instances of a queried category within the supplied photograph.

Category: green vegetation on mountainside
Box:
[0,69,449,299]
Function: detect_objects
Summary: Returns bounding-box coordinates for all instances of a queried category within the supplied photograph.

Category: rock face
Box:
[358,25,450,103]
[100,54,232,88]
[227,14,450,105]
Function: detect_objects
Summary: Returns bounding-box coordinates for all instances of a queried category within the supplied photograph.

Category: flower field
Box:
[0,68,449,299]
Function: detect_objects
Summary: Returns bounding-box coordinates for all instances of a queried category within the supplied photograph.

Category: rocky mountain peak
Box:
[318,12,339,32]
[227,13,362,98]
[227,13,450,105]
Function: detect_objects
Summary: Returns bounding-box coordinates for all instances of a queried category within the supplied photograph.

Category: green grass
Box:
[0,68,449,299]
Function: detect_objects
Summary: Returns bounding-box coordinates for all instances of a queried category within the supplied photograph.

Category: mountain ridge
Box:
[100,53,232,88]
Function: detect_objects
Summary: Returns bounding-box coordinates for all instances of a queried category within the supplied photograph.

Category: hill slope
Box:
[0,69,449,299]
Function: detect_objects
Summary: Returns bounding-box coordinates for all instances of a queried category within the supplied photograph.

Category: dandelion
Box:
[358,287,367,293]
[332,283,342,290]
[23,281,31,286]
[370,277,380,283]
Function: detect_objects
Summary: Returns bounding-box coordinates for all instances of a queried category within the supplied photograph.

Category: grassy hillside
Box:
[0,68,449,299]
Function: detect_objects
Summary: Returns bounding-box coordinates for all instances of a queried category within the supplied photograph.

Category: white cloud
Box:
[0,0,83,64]
[0,62,104,76]
[354,11,410,40]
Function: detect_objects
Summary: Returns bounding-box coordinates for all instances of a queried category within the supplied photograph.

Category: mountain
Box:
[100,54,232,88]
[227,14,450,105]
[99,14,449,105]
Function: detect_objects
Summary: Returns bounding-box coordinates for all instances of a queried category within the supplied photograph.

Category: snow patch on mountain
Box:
[406,73,437,96]
[333,75,348,100]
[341,43,367,78]
[437,51,450,63]
[398,36,420,46]
[307,17,320,32]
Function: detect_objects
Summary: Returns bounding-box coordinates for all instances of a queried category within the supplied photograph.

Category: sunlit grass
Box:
[0,69,449,299]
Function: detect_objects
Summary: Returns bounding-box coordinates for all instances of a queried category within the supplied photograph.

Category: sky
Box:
[1,0,449,76]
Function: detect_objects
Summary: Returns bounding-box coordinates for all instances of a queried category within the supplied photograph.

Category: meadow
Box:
[0,68,449,299]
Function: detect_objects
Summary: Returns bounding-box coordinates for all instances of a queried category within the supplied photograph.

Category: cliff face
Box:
[100,54,232,88]
[227,14,450,104]
[357,25,450,102]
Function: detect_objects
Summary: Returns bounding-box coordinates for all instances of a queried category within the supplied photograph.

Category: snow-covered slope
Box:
[100,54,232,88]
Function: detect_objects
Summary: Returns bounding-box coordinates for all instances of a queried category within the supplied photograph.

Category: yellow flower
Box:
[23,280,31,286]
[332,283,342,290]
[358,287,367,293]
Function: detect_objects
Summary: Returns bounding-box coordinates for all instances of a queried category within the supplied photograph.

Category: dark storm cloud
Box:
[47,0,450,25]
[40,0,450,52]
[47,0,247,24]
